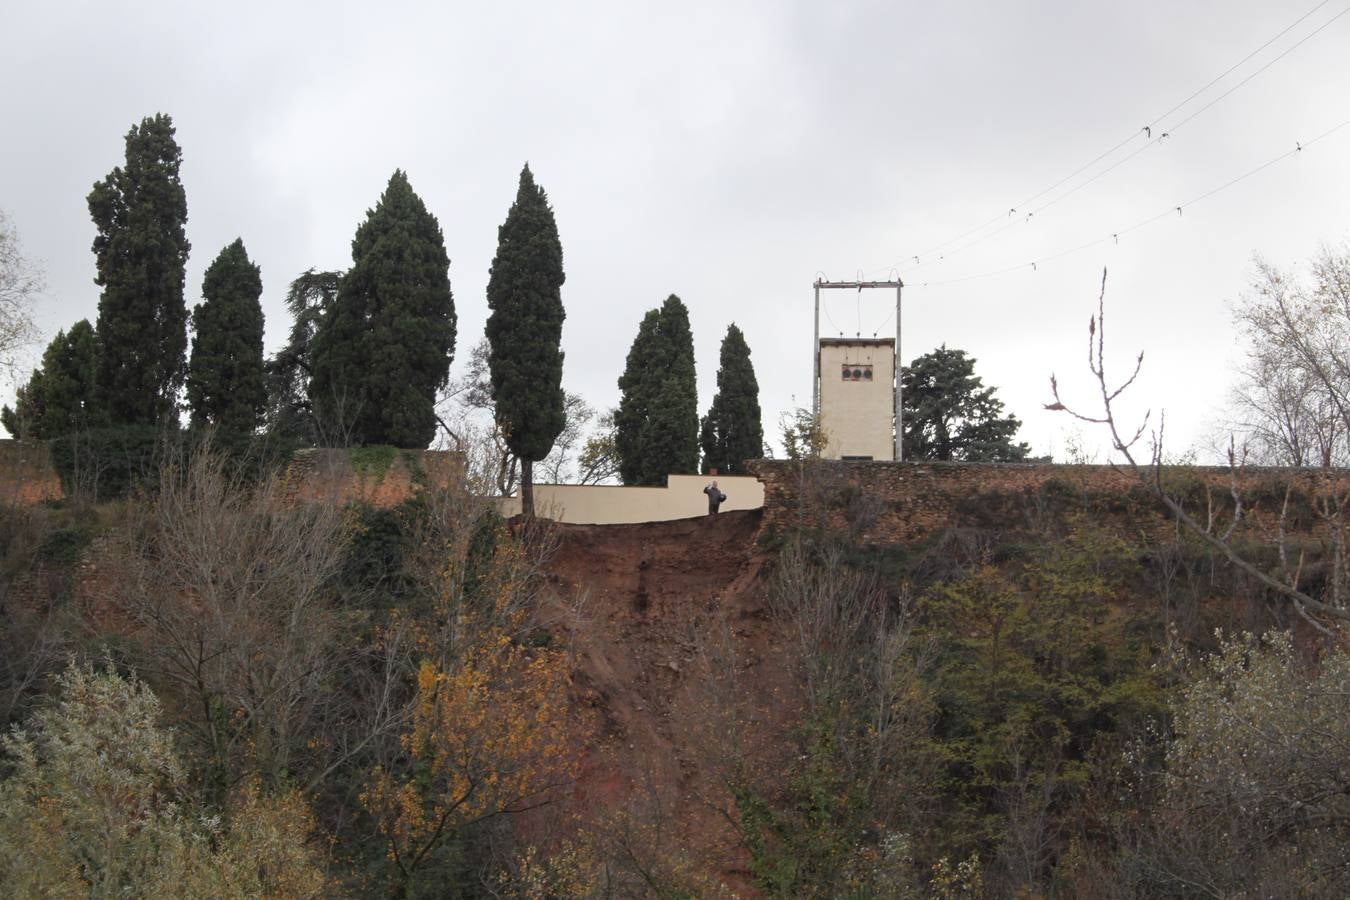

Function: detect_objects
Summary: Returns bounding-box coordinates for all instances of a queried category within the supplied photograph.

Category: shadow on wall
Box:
[496,474,765,524]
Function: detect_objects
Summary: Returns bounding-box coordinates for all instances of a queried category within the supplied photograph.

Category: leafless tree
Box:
[438,337,607,491]
[114,443,382,802]
[1230,248,1350,467]
[759,536,936,835]
[0,448,74,728]
[0,209,41,381]
[575,408,620,485]
[1047,269,1350,629]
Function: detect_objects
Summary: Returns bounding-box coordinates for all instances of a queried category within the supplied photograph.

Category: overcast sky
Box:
[3,1,1348,462]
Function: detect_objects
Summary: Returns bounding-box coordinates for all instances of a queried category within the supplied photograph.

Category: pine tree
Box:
[309,170,455,448]
[264,269,342,444]
[700,323,762,474]
[1,321,99,439]
[485,164,566,517]
[1,369,42,440]
[901,345,1029,461]
[615,295,698,485]
[88,114,190,427]
[187,239,266,438]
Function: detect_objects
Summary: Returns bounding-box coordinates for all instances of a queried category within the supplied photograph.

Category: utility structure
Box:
[812,278,903,461]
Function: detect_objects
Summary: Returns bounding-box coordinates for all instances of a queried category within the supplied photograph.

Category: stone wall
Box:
[0,440,64,506]
[745,459,1347,545]
[0,441,459,510]
[280,448,461,508]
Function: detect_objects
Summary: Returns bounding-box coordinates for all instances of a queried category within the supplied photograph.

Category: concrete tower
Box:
[818,337,895,460]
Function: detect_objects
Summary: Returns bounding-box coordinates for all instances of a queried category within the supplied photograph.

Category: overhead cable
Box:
[879,1,1345,274]
[908,114,1350,289]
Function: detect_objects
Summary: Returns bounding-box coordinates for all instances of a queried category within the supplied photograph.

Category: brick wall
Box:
[0,441,458,511]
[280,448,461,507]
[746,459,1348,545]
[0,440,64,506]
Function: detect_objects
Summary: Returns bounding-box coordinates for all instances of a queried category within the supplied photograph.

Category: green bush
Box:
[34,526,92,567]
[48,425,179,501]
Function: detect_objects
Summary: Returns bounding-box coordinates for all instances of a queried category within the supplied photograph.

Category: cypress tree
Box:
[700,323,763,474]
[187,239,266,437]
[1,320,99,439]
[615,295,698,485]
[309,170,455,448]
[88,113,190,426]
[616,309,660,486]
[485,164,566,518]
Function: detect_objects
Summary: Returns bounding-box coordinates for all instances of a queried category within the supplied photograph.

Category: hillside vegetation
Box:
[1,449,1347,898]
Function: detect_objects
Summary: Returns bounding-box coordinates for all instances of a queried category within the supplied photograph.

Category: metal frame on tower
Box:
[812,278,904,461]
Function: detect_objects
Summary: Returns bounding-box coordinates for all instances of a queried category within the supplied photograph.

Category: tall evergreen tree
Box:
[901,345,1029,461]
[0,370,42,440]
[616,309,661,486]
[309,170,455,448]
[615,295,698,485]
[700,323,763,474]
[187,239,266,437]
[264,269,341,444]
[88,114,190,426]
[485,164,566,518]
[1,320,99,440]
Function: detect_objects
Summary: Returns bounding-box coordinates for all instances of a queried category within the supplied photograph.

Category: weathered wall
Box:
[280,448,461,507]
[496,474,764,524]
[746,458,1347,545]
[0,441,460,510]
[5,436,1339,545]
[0,441,64,506]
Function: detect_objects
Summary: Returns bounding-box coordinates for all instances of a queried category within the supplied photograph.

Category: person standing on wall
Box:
[704,478,727,516]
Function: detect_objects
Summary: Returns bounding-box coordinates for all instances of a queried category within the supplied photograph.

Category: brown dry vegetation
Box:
[3,451,1347,897]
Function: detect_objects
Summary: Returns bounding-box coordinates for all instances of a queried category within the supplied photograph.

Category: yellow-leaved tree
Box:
[361,517,586,896]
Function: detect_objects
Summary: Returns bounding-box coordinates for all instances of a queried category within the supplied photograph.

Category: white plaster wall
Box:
[495,473,764,524]
[819,339,895,460]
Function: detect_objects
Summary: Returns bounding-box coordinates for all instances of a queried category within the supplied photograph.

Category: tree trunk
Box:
[521,457,534,518]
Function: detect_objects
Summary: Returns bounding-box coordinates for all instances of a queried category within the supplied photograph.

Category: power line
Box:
[909,113,1350,289]
[877,0,1345,274]
[1021,2,1350,218]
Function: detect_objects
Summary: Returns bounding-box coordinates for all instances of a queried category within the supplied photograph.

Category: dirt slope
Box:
[542,509,797,892]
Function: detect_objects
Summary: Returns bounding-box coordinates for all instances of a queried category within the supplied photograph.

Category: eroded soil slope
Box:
[542,509,798,891]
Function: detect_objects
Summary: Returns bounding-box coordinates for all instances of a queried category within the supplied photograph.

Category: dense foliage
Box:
[485,164,567,515]
[0,665,330,897]
[700,323,763,474]
[2,438,1347,895]
[1,320,98,439]
[902,345,1029,461]
[615,294,698,485]
[48,424,173,502]
[310,170,456,448]
[88,113,190,427]
[264,268,342,444]
[187,239,266,438]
